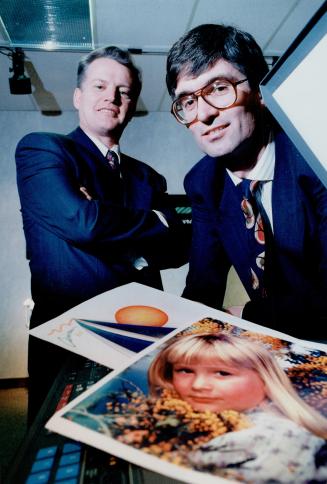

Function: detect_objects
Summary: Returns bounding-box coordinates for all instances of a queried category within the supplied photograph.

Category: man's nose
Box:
[196,96,219,122]
[103,86,117,102]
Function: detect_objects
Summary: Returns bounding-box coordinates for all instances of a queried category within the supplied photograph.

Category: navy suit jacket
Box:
[183,130,327,338]
[16,127,187,326]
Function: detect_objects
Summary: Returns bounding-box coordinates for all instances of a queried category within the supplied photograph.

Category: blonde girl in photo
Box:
[148,332,327,483]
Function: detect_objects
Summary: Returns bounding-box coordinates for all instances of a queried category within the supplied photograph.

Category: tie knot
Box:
[240,179,261,199]
[106,150,119,170]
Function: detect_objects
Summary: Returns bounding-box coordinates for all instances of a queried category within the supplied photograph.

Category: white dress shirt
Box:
[227,139,275,231]
[84,131,121,165]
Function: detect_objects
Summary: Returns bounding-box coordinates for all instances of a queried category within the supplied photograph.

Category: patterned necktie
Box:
[106,149,120,171]
[239,179,267,295]
[105,149,123,203]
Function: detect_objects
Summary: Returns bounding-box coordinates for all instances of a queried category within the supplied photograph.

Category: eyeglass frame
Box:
[171,77,248,125]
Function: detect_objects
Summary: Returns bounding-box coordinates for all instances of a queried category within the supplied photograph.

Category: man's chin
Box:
[196,138,232,158]
[99,125,123,138]
[202,146,230,159]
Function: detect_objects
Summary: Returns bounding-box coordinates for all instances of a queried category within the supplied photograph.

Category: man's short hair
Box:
[77,45,142,99]
[166,24,269,98]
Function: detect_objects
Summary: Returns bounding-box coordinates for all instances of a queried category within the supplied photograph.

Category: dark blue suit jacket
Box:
[183,130,327,338]
[16,127,187,326]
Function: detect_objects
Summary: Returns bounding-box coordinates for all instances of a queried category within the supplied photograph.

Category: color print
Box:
[29,282,219,369]
[47,317,327,484]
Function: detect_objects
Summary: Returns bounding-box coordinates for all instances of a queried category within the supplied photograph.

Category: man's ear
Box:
[73,88,81,109]
[258,90,265,107]
[124,102,137,124]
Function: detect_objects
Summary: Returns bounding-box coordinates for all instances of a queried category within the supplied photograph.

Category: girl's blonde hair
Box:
[148,332,327,438]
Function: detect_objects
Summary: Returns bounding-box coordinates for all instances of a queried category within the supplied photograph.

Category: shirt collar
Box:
[81,129,121,163]
[227,138,275,186]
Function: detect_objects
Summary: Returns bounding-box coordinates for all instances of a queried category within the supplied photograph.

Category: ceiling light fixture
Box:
[9,47,32,94]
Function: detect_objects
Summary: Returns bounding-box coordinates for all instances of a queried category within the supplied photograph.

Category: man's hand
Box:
[152,210,169,227]
[80,186,92,200]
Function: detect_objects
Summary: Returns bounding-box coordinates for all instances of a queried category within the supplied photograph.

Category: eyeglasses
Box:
[171,78,248,125]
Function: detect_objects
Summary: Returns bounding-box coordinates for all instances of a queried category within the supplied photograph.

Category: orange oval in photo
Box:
[115,305,168,326]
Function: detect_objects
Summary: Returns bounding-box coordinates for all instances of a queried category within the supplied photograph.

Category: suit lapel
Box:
[216,170,254,293]
[120,154,153,209]
[272,133,303,251]
[68,127,108,167]
[68,129,154,209]
[68,128,125,201]
[198,158,250,269]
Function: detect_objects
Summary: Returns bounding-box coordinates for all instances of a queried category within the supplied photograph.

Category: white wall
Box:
[0,110,202,379]
[123,112,202,194]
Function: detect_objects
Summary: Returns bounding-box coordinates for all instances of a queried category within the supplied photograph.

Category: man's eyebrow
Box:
[90,78,105,83]
[175,75,236,99]
[90,78,132,89]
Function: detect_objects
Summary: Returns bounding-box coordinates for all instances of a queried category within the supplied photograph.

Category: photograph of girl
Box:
[148,331,327,482]
[59,319,327,483]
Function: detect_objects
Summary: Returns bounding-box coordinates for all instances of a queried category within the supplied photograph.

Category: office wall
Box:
[0,110,201,379]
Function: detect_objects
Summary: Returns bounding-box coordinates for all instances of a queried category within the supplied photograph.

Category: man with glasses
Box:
[167,24,327,339]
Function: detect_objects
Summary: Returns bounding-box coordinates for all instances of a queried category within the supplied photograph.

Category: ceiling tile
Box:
[191,0,298,55]
[264,0,325,54]
[95,0,196,50]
